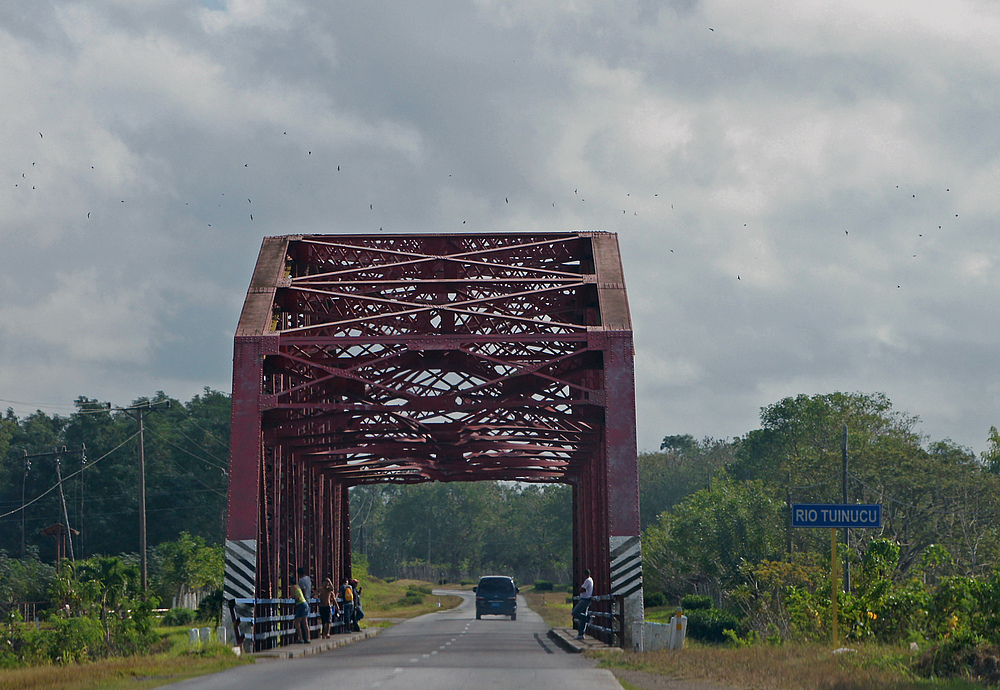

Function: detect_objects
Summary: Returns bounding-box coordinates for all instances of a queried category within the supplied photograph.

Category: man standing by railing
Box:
[572,569,594,639]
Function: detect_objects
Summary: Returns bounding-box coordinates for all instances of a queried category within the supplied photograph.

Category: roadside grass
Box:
[521,585,573,629]
[358,576,462,623]
[643,604,678,624]
[2,577,460,690]
[594,643,984,690]
[0,627,248,690]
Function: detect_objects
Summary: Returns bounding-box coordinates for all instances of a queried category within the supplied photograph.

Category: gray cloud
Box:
[2,0,999,456]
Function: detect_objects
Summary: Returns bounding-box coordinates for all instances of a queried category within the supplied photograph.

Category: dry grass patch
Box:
[359,577,462,622]
[0,644,248,690]
[521,586,572,629]
[595,643,983,690]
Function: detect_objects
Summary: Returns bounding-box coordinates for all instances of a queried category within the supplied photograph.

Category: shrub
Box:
[396,592,424,606]
[686,607,744,644]
[914,633,1000,684]
[644,591,667,608]
[534,580,554,592]
[162,607,196,627]
[680,594,713,610]
[197,590,224,624]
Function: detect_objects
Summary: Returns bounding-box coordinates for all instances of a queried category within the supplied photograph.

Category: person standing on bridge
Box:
[317,576,340,639]
[572,569,594,639]
[340,577,355,634]
[350,578,364,631]
[291,581,310,644]
[297,567,312,600]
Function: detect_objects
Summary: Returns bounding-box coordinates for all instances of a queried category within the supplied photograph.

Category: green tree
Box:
[150,531,223,606]
[726,392,1000,573]
[0,547,56,611]
[0,391,231,565]
[983,425,1000,473]
[639,436,737,530]
[643,477,785,600]
[357,480,572,583]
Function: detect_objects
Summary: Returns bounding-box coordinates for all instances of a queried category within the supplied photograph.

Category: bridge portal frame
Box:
[223,232,643,649]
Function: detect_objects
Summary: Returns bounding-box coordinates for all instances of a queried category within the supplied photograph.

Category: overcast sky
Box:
[2,0,998,455]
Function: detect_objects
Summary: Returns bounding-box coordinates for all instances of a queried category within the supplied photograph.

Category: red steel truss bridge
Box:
[223,232,644,649]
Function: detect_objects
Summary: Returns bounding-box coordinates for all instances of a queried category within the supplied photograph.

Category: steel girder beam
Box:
[223,233,644,649]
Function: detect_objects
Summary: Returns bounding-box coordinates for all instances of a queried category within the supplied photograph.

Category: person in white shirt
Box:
[572,569,594,638]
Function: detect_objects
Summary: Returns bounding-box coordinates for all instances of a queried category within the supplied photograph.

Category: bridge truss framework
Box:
[223,232,643,648]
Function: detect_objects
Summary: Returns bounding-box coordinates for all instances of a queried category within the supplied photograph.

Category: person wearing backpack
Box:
[340,578,355,634]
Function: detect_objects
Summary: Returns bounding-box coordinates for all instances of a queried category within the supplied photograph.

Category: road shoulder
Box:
[249,627,381,660]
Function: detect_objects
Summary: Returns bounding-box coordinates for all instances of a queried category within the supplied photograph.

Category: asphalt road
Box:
[170,589,622,690]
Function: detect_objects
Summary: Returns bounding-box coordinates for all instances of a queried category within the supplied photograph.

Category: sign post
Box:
[831,528,837,646]
[791,504,881,647]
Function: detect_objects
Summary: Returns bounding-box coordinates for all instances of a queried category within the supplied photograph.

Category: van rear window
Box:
[477,577,514,594]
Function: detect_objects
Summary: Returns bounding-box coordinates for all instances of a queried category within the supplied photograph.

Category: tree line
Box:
[7,386,1000,645]
[641,391,1000,646]
[0,390,230,568]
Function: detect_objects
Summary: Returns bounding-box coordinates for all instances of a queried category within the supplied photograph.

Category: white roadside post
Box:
[667,608,688,650]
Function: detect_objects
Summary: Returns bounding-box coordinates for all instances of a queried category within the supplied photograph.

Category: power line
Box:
[0,432,140,519]
[144,426,229,475]
[176,416,230,452]
[0,486,225,508]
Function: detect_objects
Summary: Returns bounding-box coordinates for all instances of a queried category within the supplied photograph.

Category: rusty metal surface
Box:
[226,232,640,617]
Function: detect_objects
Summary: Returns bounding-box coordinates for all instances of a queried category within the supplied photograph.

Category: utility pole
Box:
[117,400,170,591]
[22,446,85,566]
[22,451,30,558]
[78,444,86,558]
[55,449,75,564]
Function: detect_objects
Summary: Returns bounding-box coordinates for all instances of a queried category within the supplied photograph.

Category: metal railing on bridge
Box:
[228,598,352,651]
[574,594,624,647]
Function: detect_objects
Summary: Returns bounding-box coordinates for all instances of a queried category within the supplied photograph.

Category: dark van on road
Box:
[474,576,518,620]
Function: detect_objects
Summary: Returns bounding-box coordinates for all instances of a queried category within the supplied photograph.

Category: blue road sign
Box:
[791,504,881,528]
